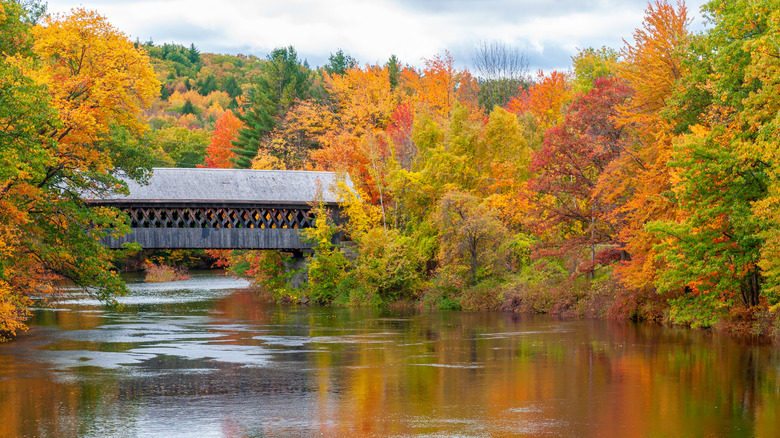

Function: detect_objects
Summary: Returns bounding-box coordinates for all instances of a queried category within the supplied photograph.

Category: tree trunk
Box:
[740,269,761,308]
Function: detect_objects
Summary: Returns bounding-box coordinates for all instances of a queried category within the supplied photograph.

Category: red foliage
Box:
[527,77,633,270]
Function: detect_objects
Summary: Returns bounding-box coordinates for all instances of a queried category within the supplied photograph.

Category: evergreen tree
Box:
[181,99,196,115]
[387,54,401,90]
[231,89,275,168]
[325,49,356,75]
[187,43,200,64]
[257,46,312,115]
[223,76,242,98]
[232,46,312,167]
[198,74,218,96]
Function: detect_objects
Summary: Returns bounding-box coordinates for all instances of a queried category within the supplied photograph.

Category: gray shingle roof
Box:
[96,168,351,205]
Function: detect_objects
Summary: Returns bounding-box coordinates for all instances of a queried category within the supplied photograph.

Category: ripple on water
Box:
[54,275,251,307]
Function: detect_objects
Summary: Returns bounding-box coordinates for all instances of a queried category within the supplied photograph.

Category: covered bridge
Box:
[90,168,349,250]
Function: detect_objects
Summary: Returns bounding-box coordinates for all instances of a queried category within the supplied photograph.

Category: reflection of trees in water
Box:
[2,305,780,436]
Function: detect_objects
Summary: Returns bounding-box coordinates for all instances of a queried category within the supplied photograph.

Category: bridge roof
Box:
[95,168,351,205]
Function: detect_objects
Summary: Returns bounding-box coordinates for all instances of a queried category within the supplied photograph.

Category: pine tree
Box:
[232,46,312,168]
[325,49,356,75]
[232,89,275,168]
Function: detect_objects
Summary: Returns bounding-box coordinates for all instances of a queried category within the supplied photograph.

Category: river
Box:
[0,271,779,437]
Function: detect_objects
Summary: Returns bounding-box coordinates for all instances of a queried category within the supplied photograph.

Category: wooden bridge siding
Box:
[104,228,313,250]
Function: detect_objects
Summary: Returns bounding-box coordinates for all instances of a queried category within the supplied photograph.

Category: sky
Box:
[46,0,711,72]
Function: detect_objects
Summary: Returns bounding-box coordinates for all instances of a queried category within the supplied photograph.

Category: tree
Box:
[571,46,619,94]
[181,99,197,115]
[601,0,691,290]
[232,46,312,168]
[256,46,312,116]
[1,6,159,338]
[479,107,533,228]
[472,41,530,112]
[324,49,356,76]
[202,110,244,168]
[187,43,200,64]
[436,191,509,285]
[386,54,401,89]
[528,77,632,277]
[150,125,210,167]
[232,87,276,168]
[402,51,460,119]
[506,70,571,132]
[645,0,780,324]
[648,126,764,326]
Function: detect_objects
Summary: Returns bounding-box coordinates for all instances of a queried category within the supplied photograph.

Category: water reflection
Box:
[0,272,779,437]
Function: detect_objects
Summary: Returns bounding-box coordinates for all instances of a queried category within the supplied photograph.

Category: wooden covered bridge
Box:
[90,168,348,251]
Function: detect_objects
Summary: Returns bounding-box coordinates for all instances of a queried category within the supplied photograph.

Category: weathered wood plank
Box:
[104,228,313,250]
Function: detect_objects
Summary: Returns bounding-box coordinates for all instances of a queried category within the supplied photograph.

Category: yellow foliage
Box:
[333,180,382,241]
[250,150,286,170]
[26,8,159,147]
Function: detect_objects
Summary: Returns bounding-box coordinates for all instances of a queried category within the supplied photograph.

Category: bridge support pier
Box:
[284,251,309,290]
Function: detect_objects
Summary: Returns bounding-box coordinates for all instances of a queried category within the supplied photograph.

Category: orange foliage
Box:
[401,51,478,119]
[23,8,158,165]
[506,70,571,131]
[1,7,158,337]
[309,65,400,201]
[599,0,691,289]
[201,111,244,168]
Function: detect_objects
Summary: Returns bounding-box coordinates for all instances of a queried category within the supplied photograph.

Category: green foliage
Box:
[233,46,313,168]
[435,191,509,285]
[0,0,43,56]
[197,75,218,96]
[232,87,276,168]
[302,202,349,305]
[149,125,210,167]
[648,128,765,314]
[571,46,619,93]
[347,229,425,303]
[477,78,525,113]
[180,99,197,115]
[666,294,725,329]
[325,49,356,76]
[0,3,160,338]
[386,54,401,89]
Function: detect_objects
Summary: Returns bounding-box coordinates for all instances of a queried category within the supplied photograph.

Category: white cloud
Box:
[45,0,711,70]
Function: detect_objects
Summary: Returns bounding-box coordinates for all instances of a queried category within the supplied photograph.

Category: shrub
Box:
[349,228,425,303]
[143,261,190,283]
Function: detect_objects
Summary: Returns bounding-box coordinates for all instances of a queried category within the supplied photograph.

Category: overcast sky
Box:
[46,0,711,72]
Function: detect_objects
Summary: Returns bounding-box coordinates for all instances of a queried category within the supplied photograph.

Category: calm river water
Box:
[1,271,779,437]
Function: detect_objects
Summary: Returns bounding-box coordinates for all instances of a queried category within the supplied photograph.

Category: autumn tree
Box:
[571,46,620,94]
[0,5,158,338]
[402,51,467,119]
[528,77,632,277]
[436,191,509,285]
[310,64,400,200]
[599,0,691,291]
[478,107,532,228]
[645,0,780,324]
[202,110,243,168]
[507,70,571,133]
